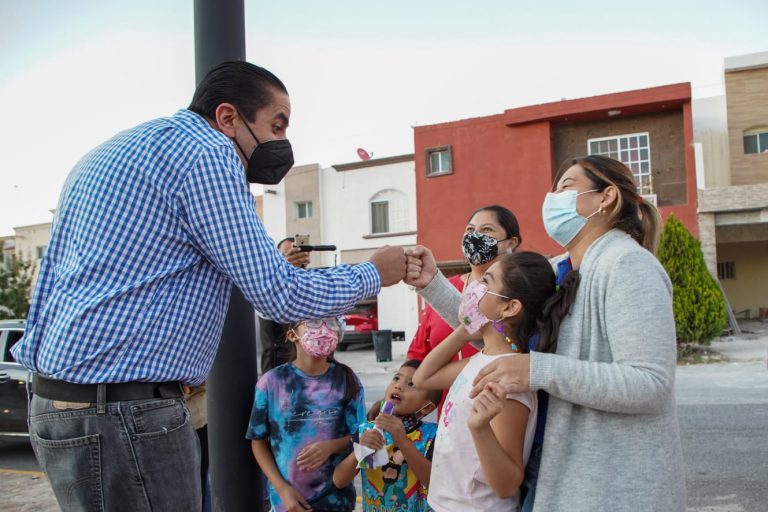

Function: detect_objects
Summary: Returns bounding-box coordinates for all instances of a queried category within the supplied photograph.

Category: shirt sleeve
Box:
[174,146,381,323]
[416,271,461,329]
[245,380,271,440]
[529,249,677,415]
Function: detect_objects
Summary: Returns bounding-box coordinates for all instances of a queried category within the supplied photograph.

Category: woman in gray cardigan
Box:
[406,155,686,511]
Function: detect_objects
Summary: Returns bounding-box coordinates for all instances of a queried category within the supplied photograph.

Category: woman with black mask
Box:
[406,205,521,415]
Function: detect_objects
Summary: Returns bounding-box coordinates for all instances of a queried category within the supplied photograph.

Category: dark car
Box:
[338,302,377,351]
[0,320,28,436]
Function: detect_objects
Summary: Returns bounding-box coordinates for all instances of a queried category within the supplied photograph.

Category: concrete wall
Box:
[692,95,731,189]
[717,240,768,318]
[725,66,768,185]
[284,164,323,268]
[552,111,688,206]
[321,159,417,267]
[261,181,287,244]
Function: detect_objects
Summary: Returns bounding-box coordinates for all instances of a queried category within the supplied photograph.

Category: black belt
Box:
[33,374,183,403]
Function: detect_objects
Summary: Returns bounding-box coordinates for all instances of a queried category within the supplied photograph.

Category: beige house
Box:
[7,221,53,289]
[697,51,768,320]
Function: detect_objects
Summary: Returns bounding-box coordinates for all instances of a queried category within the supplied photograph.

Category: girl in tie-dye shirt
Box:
[247,318,366,512]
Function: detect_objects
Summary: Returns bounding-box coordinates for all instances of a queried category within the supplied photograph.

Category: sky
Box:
[1,0,767,235]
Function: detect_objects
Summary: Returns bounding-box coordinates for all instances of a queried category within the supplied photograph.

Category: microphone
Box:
[297,244,337,252]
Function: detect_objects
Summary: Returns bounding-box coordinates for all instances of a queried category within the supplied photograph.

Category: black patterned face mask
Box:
[462,231,502,266]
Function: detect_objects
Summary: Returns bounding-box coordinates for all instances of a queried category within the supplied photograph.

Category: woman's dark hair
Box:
[285,321,360,403]
[554,155,662,254]
[468,204,522,246]
[188,61,288,122]
[496,252,556,352]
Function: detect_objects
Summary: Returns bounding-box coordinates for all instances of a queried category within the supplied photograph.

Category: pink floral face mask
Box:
[458,280,490,334]
[297,321,339,359]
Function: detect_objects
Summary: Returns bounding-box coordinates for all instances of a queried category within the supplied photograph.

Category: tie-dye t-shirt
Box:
[359,420,437,512]
[246,362,366,512]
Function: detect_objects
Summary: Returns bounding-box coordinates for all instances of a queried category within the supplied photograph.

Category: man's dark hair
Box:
[188,61,288,122]
[401,359,443,406]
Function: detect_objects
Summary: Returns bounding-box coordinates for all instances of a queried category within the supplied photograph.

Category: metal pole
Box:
[193,1,263,510]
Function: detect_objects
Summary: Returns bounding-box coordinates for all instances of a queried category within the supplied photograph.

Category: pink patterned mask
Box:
[298,323,339,359]
[458,280,490,334]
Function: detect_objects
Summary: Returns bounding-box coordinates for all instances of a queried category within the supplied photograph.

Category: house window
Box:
[36,246,46,259]
[295,201,313,219]
[426,146,453,177]
[371,201,389,234]
[370,189,409,234]
[717,261,735,280]
[743,130,768,154]
[588,133,652,194]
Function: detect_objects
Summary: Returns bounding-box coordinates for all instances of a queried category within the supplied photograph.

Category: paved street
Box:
[2,332,767,511]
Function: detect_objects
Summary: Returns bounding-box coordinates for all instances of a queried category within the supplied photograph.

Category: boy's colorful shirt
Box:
[246,362,366,512]
[359,420,438,512]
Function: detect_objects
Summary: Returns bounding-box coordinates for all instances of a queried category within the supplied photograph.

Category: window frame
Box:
[743,130,768,154]
[370,200,390,234]
[295,201,313,219]
[425,145,454,177]
[717,261,736,280]
[587,132,652,195]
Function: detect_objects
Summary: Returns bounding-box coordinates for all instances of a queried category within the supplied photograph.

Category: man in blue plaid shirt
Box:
[13,61,407,511]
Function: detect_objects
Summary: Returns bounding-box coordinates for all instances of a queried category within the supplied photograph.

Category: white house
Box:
[260,154,420,340]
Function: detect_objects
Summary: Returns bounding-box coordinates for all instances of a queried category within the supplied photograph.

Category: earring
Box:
[492,319,505,334]
[505,338,521,352]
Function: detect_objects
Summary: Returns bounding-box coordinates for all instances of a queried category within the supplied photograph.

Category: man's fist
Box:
[369,246,407,287]
[404,245,437,289]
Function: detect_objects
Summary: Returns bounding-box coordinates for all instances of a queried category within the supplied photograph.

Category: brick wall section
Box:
[725,67,768,185]
[552,111,687,206]
[697,212,717,277]
[698,182,768,213]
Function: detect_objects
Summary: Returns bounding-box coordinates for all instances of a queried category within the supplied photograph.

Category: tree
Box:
[657,214,727,345]
[0,255,35,320]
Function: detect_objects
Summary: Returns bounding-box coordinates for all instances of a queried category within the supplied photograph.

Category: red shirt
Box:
[407,274,479,416]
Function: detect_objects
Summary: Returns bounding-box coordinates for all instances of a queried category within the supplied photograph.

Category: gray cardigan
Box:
[418,230,686,511]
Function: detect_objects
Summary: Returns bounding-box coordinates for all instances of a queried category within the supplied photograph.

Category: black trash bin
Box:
[372,329,393,362]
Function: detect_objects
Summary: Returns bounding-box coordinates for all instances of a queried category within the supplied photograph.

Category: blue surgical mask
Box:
[542,189,600,247]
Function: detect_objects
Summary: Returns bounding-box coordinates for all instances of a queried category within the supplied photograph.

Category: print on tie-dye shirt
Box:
[247,362,366,512]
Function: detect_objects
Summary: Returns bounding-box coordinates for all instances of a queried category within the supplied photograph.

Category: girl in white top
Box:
[413,251,556,511]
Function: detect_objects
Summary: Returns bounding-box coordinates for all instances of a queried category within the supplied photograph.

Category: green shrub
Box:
[657,214,727,345]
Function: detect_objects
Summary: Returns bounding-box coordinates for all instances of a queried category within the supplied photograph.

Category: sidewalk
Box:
[0,470,58,512]
[709,319,768,363]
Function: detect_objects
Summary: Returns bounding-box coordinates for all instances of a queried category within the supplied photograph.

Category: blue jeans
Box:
[29,394,201,511]
[520,442,542,512]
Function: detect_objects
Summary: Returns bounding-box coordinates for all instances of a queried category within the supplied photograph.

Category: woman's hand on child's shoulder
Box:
[296,441,335,471]
[359,428,386,450]
[276,482,312,511]
[374,414,408,445]
[467,382,507,431]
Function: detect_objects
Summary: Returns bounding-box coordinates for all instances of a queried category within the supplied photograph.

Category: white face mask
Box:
[541,189,600,247]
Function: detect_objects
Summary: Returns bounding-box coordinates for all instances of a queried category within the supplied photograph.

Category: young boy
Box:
[333,360,442,512]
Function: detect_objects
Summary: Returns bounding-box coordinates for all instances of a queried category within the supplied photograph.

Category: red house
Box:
[414,83,698,267]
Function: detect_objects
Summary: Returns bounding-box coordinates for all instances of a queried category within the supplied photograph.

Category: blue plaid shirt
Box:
[12,110,380,385]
